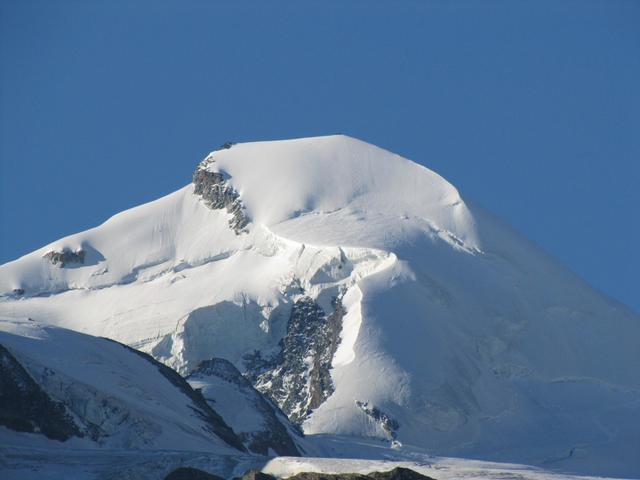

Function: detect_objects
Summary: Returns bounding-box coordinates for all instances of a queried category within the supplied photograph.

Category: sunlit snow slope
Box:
[1,135,638,477]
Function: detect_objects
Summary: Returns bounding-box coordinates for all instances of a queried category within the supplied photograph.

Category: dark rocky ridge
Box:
[0,343,81,441]
[111,341,246,452]
[188,357,302,456]
[288,468,436,480]
[356,401,400,440]
[229,467,436,480]
[246,297,345,425]
[193,148,249,233]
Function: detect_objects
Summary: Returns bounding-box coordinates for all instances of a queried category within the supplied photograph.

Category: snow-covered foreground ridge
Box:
[0,317,244,453]
[0,135,639,477]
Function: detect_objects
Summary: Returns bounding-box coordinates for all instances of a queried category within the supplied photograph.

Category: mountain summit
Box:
[1,135,638,477]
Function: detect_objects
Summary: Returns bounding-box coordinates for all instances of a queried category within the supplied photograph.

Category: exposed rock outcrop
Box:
[187,357,302,456]
[234,467,436,480]
[367,469,436,480]
[356,401,400,440]
[285,468,436,480]
[43,248,85,267]
[246,297,345,425]
[193,151,249,233]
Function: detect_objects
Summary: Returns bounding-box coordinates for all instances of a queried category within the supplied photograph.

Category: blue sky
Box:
[1,0,638,312]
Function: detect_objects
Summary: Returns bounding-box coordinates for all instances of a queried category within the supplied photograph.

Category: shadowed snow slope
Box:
[0,317,243,452]
[0,135,638,477]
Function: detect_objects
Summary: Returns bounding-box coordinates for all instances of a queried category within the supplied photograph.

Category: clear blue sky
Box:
[1,0,638,312]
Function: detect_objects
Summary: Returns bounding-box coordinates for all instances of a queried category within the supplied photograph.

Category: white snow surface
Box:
[0,135,639,477]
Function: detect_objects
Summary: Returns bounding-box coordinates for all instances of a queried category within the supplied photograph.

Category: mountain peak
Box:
[196,134,478,250]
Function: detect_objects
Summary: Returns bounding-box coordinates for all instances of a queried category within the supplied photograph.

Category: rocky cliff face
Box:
[246,297,345,425]
[193,146,249,233]
[188,357,302,456]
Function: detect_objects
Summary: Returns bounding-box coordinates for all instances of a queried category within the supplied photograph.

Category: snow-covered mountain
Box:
[1,135,638,477]
[0,317,244,453]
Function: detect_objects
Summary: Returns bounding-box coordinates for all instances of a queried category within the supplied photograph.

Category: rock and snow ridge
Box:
[0,135,639,478]
[0,317,244,452]
[187,357,303,456]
